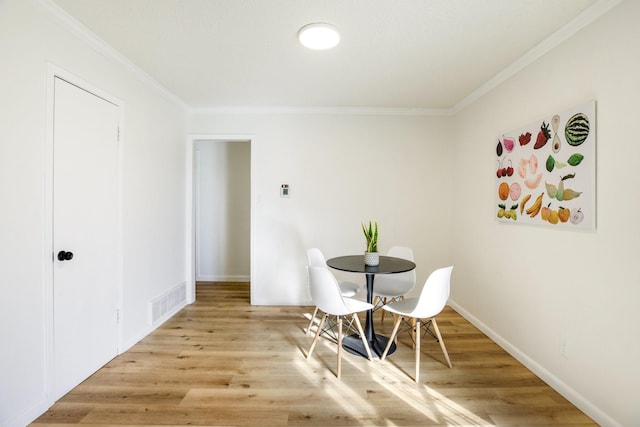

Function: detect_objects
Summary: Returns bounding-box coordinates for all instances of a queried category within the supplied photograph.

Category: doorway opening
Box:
[187,135,253,303]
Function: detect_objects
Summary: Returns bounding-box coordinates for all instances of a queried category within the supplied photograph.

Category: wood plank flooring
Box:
[32,282,596,426]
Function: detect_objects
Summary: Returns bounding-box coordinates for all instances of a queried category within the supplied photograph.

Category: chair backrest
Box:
[373,246,416,294]
[308,266,353,316]
[412,266,453,318]
[307,248,327,267]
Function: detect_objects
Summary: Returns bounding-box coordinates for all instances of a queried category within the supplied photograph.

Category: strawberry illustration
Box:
[534,121,551,149]
[518,132,532,146]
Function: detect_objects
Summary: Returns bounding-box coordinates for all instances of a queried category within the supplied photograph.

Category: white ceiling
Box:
[50,0,614,112]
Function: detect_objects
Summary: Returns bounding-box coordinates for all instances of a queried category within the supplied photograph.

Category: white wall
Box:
[0,1,187,425]
[188,113,455,305]
[451,2,639,426]
[195,140,250,281]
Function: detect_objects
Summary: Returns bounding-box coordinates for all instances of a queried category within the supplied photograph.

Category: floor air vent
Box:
[149,282,187,325]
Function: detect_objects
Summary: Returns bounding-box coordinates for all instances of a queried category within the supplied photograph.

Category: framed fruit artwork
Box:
[495,101,595,230]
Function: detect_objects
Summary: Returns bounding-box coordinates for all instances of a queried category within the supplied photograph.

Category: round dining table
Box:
[326,255,416,358]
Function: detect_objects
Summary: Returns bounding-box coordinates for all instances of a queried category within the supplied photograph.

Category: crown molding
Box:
[188,106,453,116]
[451,0,624,114]
[36,0,188,111]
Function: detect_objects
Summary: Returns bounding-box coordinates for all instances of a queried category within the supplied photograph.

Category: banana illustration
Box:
[519,194,532,214]
[525,193,544,218]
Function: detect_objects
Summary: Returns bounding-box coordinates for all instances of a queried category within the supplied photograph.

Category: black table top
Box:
[326,255,416,275]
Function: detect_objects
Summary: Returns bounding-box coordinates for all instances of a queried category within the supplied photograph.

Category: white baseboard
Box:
[5,396,51,427]
[196,274,249,282]
[448,299,620,427]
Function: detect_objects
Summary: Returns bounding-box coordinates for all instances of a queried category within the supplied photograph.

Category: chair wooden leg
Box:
[415,318,421,382]
[381,315,403,361]
[431,317,452,368]
[392,313,399,342]
[352,313,372,360]
[337,316,343,379]
[307,313,327,359]
[306,306,319,335]
[411,318,416,349]
[380,297,388,321]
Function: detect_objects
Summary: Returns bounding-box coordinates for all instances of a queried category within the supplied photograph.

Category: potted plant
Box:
[361,220,379,266]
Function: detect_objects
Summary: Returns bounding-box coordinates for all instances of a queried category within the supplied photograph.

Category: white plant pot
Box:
[364,251,379,266]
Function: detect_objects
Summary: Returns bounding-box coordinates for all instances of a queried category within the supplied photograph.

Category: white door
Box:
[53,77,120,399]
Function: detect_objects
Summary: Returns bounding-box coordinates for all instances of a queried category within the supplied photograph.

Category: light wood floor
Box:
[33,282,596,426]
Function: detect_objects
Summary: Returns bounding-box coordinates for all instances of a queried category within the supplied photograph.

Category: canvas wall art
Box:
[495,101,596,229]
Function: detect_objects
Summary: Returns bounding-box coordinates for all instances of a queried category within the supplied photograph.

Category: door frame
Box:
[186,134,255,304]
[44,64,124,401]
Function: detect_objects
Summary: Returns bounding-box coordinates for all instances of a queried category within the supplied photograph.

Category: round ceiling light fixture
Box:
[298,23,340,50]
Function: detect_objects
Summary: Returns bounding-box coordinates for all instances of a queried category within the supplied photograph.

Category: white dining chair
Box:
[306,266,373,378]
[306,248,361,335]
[381,266,453,382]
[372,246,416,322]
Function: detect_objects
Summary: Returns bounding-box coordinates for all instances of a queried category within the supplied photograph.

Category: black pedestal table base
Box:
[343,333,396,358]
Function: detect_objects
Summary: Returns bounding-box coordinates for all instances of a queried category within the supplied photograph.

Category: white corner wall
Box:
[451,2,639,426]
[188,113,455,305]
[0,1,187,425]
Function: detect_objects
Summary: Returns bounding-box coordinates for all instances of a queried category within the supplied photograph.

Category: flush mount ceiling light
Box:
[298,23,340,50]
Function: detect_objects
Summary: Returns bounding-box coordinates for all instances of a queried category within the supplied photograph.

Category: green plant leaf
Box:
[361,220,379,252]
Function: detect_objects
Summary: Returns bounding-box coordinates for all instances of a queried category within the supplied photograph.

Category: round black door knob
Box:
[57,251,74,261]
